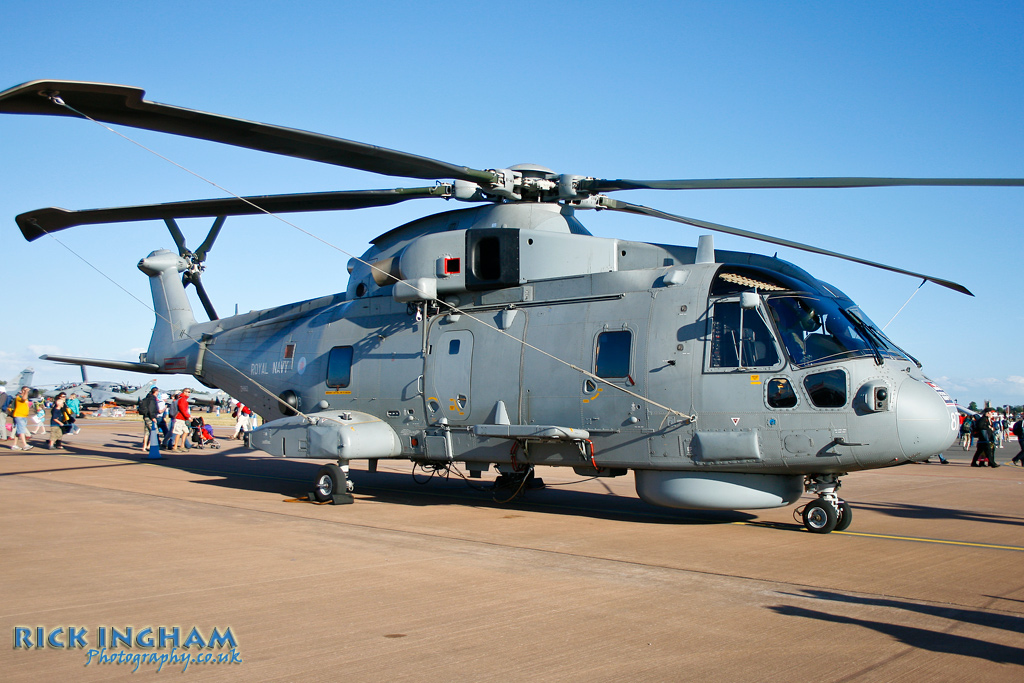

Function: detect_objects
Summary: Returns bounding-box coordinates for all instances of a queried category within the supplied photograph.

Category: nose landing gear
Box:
[801,474,851,533]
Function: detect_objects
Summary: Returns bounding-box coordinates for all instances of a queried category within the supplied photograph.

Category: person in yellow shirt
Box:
[10,385,32,451]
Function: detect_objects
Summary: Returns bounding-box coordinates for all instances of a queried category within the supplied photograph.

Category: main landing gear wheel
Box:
[311,464,352,501]
[802,499,838,534]
[313,464,343,502]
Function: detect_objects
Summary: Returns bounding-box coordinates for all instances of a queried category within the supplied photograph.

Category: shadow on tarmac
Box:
[62,441,763,527]
[770,602,1019,663]
[850,500,1024,527]
[785,588,1024,634]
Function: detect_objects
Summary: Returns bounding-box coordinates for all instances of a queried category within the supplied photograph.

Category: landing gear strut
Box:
[492,466,545,502]
[802,474,851,533]
[312,462,355,504]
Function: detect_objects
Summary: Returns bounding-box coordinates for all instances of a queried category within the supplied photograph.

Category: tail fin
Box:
[138,249,197,371]
[128,379,158,399]
[7,367,34,389]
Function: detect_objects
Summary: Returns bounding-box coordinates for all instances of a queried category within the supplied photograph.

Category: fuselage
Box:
[142,203,958,484]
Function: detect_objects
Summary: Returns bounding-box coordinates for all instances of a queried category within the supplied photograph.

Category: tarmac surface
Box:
[1,419,1022,681]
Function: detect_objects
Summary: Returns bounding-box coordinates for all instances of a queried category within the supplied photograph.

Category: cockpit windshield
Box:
[765,294,909,367]
[844,306,917,365]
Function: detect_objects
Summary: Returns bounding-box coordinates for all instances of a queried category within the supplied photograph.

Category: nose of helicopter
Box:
[896,379,958,460]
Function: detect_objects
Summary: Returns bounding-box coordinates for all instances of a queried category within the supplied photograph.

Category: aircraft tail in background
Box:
[3,367,34,390]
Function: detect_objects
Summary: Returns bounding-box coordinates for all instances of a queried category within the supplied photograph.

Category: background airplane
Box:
[1,368,36,397]
[89,379,158,407]
[187,388,230,408]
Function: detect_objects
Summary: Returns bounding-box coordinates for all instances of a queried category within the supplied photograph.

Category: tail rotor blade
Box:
[164,218,188,256]
[190,272,218,321]
[194,216,226,264]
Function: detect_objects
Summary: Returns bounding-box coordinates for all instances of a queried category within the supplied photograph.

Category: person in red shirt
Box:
[171,388,192,451]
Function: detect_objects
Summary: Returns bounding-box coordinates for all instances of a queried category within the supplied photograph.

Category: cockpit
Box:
[707,267,913,371]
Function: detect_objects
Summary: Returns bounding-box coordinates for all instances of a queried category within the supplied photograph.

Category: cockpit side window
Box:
[804,369,847,408]
[767,378,798,408]
[708,300,782,369]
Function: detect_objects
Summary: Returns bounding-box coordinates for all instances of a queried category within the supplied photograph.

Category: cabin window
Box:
[804,369,847,408]
[283,343,295,360]
[448,339,461,355]
[708,301,782,369]
[766,378,798,408]
[326,346,354,388]
[595,330,632,378]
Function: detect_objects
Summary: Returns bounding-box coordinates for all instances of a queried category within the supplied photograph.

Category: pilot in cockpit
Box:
[770,297,821,362]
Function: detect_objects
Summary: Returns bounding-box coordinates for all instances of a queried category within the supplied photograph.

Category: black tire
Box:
[834,500,853,531]
[313,464,343,502]
[803,499,838,534]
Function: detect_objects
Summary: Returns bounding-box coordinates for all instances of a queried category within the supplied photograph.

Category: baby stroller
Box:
[189,417,220,449]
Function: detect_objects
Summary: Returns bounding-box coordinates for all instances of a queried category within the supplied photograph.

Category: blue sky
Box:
[2,1,1022,406]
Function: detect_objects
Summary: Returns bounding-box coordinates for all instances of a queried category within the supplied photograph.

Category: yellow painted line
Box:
[731,520,1024,551]
[831,530,1024,551]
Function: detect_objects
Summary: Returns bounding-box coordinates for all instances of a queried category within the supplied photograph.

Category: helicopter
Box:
[4,80,1022,534]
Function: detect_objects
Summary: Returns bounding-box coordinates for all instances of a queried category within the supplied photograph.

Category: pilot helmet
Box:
[794,299,821,332]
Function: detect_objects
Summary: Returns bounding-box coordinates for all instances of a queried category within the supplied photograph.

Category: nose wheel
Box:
[801,474,851,533]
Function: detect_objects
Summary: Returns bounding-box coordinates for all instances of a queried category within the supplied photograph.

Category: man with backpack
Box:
[139,386,160,452]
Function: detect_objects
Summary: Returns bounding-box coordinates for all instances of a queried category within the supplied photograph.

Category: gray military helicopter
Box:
[4,80,1021,534]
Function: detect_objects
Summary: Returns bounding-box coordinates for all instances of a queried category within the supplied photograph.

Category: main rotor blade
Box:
[598,197,973,296]
[584,177,1024,193]
[15,187,447,241]
[0,80,496,184]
